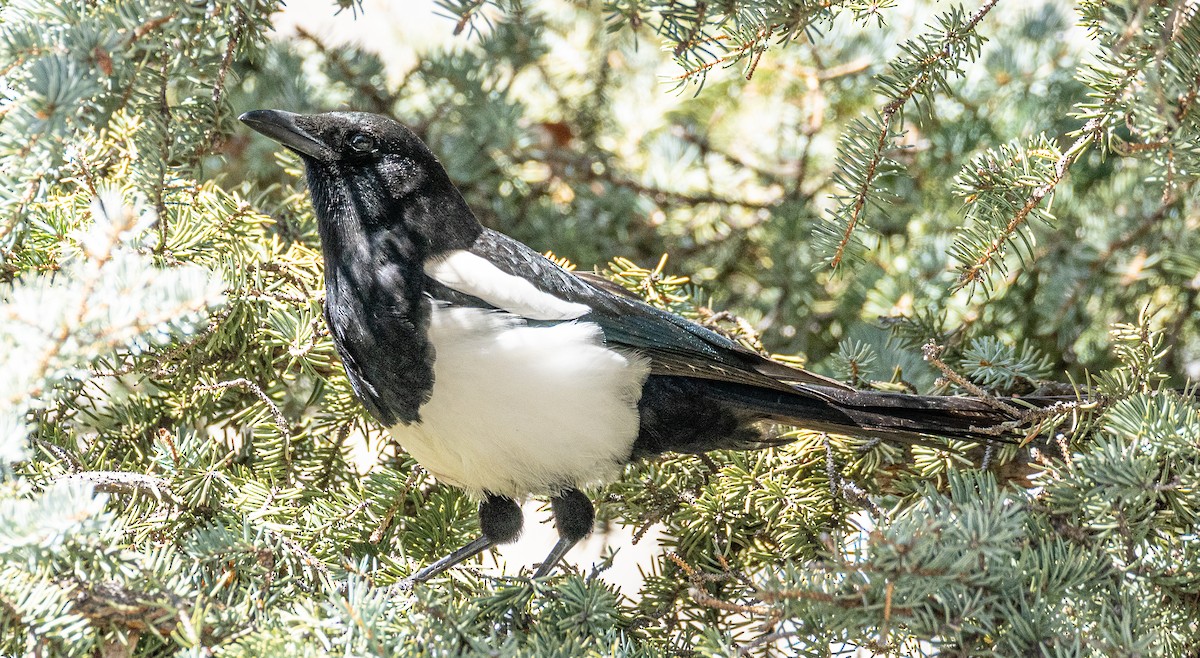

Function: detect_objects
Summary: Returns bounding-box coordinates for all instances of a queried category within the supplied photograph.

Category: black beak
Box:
[239,109,335,161]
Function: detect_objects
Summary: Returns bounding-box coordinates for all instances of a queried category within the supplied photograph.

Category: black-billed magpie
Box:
[240,109,1025,585]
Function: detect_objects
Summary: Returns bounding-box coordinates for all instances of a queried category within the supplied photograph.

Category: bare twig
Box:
[263,527,333,583]
[370,467,419,545]
[153,55,171,253]
[57,471,181,506]
[126,14,176,45]
[922,341,1021,414]
[32,439,84,473]
[212,7,245,107]
[195,378,291,438]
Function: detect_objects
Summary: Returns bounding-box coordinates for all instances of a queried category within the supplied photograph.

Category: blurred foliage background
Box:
[2,0,1199,655]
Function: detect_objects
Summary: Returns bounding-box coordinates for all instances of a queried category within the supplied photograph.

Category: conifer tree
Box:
[2,0,1198,655]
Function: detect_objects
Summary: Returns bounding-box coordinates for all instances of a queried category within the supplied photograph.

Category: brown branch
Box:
[126,14,176,46]
[829,109,895,269]
[262,527,333,582]
[690,587,775,617]
[674,24,778,82]
[32,439,84,473]
[921,341,1022,414]
[234,289,315,305]
[956,118,1104,288]
[212,8,245,107]
[1111,138,1169,155]
[70,581,182,636]
[1174,73,1200,124]
[153,55,171,254]
[195,378,292,438]
[0,43,48,79]
[672,2,709,57]
[450,0,489,36]
[194,378,294,482]
[743,25,773,81]
[830,0,1000,269]
[56,471,182,506]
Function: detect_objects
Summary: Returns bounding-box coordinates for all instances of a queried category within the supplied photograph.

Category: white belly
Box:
[387,304,650,499]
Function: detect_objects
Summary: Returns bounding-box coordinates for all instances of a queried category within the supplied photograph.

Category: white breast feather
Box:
[387,305,650,499]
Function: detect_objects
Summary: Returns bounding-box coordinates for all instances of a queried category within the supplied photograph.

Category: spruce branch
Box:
[671,23,777,87]
[823,0,999,269]
[194,378,294,482]
[68,580,186,637]
[616,0,856,91]
[824,112,900,270]
[194,379,292,438]
[56,472,182,507]
[4,2,1199,655]
[922,340,1020,413]
[953,119,1103,290]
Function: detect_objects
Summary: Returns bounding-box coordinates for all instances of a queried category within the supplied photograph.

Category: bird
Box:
[239,109,1032,586]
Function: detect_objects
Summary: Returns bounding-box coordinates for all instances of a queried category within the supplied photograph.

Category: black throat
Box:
[306,160,480,426]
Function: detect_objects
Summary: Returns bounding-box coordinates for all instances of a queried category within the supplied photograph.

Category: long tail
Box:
[787,386,1034,441]
[633,376,1064,459]
[705,379,1057,445]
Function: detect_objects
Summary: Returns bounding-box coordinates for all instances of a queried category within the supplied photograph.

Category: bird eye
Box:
[347,133,375,153]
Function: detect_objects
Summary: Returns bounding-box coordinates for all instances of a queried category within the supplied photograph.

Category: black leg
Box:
[399,494,522,588]
[533,488,594,578]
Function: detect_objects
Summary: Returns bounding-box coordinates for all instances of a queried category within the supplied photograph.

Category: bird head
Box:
[239,109,481,255]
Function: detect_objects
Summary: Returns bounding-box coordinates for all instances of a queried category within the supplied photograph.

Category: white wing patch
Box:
[387,305,649,499]
[424,250,589,321]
